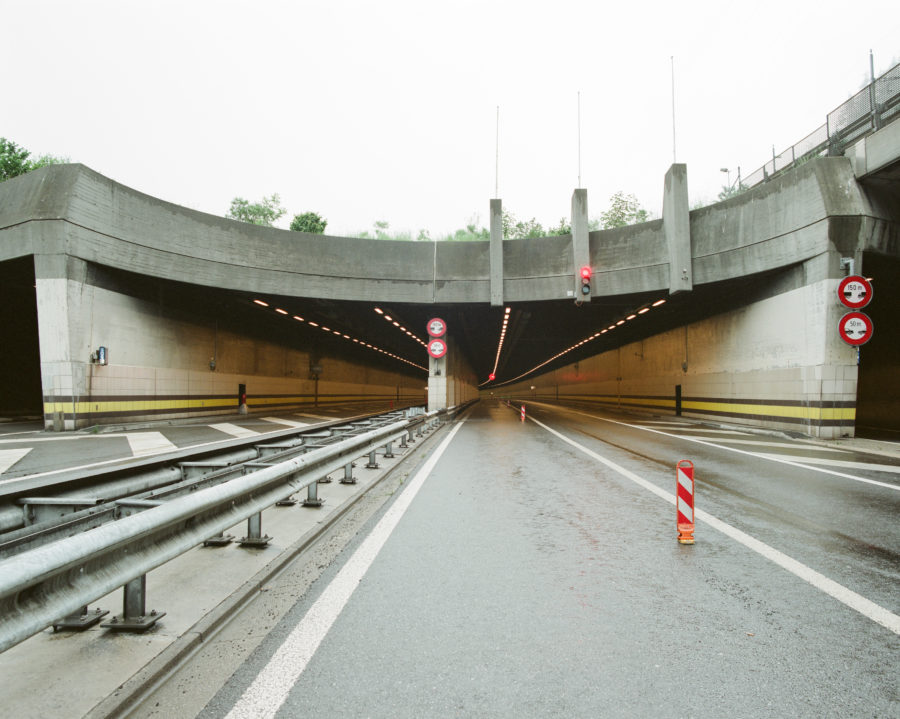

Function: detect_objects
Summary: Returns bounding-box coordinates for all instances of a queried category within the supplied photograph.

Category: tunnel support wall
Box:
[497,271,859,439]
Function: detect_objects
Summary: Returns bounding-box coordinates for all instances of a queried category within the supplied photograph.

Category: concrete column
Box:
[490,199,504,307]
[427,355,448,412]
[571,189,590,302]
[34,255,92,430]
[663,164,692,294]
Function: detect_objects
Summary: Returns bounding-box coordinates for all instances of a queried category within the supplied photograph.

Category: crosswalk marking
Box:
[0,448,31,474]
[124,431,178,457]
[261,417,309,428]
[758,453,900,474]
[210,423,260,439]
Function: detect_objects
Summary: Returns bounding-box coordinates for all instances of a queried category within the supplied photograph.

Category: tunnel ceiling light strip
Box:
[250,298,427,372]
[493,295,670,387]
[374,307,427,348]
[480,306,512,386]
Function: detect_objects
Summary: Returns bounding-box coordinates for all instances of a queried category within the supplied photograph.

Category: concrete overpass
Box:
[1,118,898,439]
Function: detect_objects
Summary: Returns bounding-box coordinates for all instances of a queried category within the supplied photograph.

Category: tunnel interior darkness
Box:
[855,252,900,438]
[0,257,42,417]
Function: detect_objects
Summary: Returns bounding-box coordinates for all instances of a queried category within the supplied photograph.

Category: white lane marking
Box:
[0,448,31,474]
[224,419,468,719]
[294,413,337,421]
[260,417,309,428]
[209,423,260,439]
[556,406,900,493]
[656,427,753,435]
[124,432,178,457]
[695,438,850,452]
[758,453,900,474]
[528,415,900,636]
[634,421,693,426]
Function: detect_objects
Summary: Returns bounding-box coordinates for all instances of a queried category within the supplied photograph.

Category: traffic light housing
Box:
[580,265,592,296]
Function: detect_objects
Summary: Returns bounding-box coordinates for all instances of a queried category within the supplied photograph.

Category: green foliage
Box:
[226,194,286,226]
[547,217,571,236]
[290,211,327,234]
[717,184,746,201]
[598,191,649,229]
[0,138,68,182]
[502,210,546,239]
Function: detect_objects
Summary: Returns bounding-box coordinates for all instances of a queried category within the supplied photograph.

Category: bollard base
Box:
[101,611,166,632]
[677,523,695,544]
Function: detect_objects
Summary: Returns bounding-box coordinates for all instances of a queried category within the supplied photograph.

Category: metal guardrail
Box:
[0,409,451,653]
[737,61,900,190]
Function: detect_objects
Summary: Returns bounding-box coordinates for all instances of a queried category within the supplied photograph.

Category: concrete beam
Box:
[663,164,692,294]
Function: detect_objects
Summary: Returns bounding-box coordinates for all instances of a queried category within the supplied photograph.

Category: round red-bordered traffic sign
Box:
[427,337,448,358]
[426,317,447,338]
[838,311,874,346]
[837,275,873,309]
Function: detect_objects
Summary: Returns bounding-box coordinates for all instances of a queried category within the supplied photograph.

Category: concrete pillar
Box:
[427,355,448,412]
[490,199,504,307]
[663,164,692,294]
[34,255,92,430]
[571,189,590,302]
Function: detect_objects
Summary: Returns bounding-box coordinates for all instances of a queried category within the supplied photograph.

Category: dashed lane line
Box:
[209,423,261,439]
[124,432,179,457]
[758,453,900,474]
[528,414,900,636]
[0,448,32,474]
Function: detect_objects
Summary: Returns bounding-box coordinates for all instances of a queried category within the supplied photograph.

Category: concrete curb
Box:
[83,420,449,719]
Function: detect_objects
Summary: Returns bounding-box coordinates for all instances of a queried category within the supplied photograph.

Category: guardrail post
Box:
[366,449,379,469]
[239,513,271,547]
[101,575,165,632]
[340,462,356,485]
[384,441,394,459]
[399,433,408,449]
[303,480,324,507]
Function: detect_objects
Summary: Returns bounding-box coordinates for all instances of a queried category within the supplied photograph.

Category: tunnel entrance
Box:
[854,252,900,439]
[0,258,42,418]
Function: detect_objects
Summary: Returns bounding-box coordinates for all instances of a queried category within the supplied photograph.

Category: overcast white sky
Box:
[5,1,899,238]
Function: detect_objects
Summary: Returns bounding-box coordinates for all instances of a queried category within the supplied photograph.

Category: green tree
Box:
[548,217,571,236]
[226,194,286,226]
[502,210,546,239]
[290,211,327,234]
[599,191,649,229]
[717,184,745,201]
[1,139,69,182]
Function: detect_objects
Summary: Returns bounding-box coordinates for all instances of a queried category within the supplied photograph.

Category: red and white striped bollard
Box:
[676,459,695,544]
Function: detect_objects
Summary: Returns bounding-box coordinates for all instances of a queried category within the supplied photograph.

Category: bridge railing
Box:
[739,61,900,190]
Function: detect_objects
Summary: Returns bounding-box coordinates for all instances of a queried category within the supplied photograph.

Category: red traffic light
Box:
[488,373,496,381]
[580,265,592,295]
[580,265,592,280]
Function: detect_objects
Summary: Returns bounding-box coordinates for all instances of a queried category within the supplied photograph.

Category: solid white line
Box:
[224,418,468,719]
[528,415,900,636]
[559,406,900,492]
[260,417,309,428]
[124,432,178,457]
[0,448,31,474]
[209,423,260,439]
[293,413,336,421]
[659,428,754,435]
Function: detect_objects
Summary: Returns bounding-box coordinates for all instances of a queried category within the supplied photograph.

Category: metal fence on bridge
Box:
[738,61,900,190]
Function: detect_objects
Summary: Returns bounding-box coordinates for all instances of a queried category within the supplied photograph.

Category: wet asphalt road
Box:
[197,401,899,718]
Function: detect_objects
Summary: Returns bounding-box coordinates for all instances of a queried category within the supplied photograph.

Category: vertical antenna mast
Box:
[577,91,582,187]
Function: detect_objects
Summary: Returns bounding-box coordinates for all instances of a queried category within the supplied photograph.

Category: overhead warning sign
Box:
[838,275,872,309]
[838,311,874,346]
